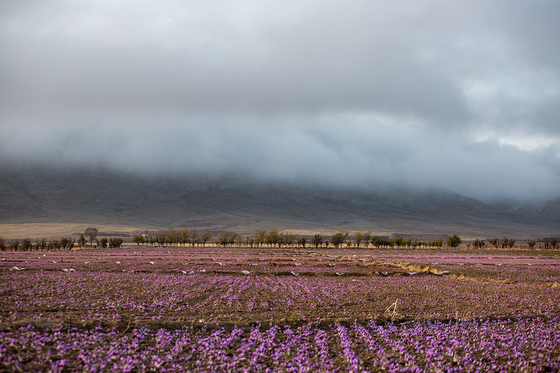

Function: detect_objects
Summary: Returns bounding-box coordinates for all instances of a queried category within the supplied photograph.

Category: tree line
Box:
[131,229,213,248]
[130,229,455,249]
[1,227,557,251]
[0,227,123,251]
[468,237,557,250]
[130,230,557,250]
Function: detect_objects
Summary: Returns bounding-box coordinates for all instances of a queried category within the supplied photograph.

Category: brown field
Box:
[1,246,559,371]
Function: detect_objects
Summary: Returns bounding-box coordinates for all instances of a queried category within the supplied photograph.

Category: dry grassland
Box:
[0,223,147,240]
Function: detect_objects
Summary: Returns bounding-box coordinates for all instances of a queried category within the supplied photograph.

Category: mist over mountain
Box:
[1,166,558,238]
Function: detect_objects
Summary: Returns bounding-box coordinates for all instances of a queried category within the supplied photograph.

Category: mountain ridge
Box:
[0,166,558,238]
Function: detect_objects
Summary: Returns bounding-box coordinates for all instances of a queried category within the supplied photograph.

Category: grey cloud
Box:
[0,0,479,123]
[1,0,559,201]
[1,119,559,202]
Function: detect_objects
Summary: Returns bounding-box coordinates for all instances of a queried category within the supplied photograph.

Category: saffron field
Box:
[1,246,559,371]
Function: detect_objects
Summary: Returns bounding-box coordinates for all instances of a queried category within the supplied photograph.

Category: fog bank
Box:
[1,0,559,202]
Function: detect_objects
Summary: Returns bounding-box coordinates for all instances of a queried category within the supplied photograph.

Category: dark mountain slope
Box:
[0,167,558,237]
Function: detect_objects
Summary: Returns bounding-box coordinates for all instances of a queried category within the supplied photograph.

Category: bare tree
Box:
[166,230,177,247]
[37,238,47,251]
[543,239,557,250]
[179,228,190,247]
[110,237,123,248]
[312,234,322,248]
[354,232,364,248]
[190,231,199,248]
[472,239,485,249]
[78,234,86,248]
[276,234,285,248]
[254,230,266,247]
[235,234,244,248]
[527,240,536,250]
[218,231,236,247]
[488,238,499,249]
[0,237,5,251]
[265,229,280,247]
[202,232,212,247]
[53,239,61,250]
[148,233,156,246]
[363,231,372,248]
[21,238,32,251]
[84,228,98,247]
[246,236,254,247]
[10,240,19,251]
[284,232,294,247]
[155,231,167,247]
[229,232,238,247]
[500,237,510,249]
[298,237,307,248]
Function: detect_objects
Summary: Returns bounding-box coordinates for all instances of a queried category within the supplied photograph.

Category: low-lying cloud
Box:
[1,0,559,202]
[1,118,558,202]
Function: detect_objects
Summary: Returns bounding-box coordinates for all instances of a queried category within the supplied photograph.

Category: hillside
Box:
[0,166,558,238]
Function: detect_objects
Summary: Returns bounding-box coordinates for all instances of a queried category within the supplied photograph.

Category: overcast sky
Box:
[1,0,559,202]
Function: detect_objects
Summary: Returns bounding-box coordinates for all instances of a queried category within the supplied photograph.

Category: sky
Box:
[1,0,559,202]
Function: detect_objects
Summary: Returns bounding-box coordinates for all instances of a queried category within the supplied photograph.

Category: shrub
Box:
[331,232,348,249]
[472,239,485,249]
[110,237,123,248]
[447,235,462,248]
